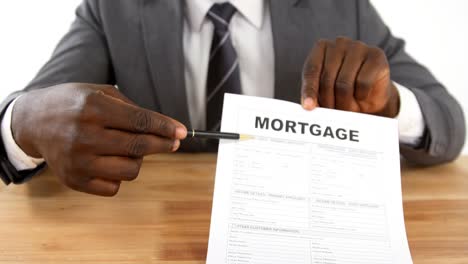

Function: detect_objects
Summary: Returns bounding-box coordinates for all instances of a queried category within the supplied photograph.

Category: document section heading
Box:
[255,116,360,142]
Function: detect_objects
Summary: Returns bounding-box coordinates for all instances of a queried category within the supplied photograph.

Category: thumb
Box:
[301,41,327,110]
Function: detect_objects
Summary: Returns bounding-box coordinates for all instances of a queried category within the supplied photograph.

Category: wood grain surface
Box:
[0,154,467,263]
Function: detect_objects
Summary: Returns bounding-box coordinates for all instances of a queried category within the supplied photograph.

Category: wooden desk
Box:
[0,154,467,263]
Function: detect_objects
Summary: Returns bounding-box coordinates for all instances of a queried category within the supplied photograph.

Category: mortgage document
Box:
[206,94,412,264]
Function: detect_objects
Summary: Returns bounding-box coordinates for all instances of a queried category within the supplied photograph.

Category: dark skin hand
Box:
[301,37,400,117]
[12,83,187,196]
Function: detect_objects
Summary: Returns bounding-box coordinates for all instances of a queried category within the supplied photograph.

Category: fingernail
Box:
[172,140,181,152]
[175,126,187,139]
[302,97,316,110]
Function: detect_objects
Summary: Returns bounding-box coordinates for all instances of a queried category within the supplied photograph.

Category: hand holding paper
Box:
[301,37,400,118]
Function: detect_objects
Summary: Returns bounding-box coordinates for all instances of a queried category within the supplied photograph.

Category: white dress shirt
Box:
[1,0,425,171]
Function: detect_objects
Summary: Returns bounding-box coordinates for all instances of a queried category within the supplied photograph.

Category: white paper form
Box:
[206,94,412,264]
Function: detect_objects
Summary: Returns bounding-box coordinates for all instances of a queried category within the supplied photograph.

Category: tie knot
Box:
[207,3,237,30]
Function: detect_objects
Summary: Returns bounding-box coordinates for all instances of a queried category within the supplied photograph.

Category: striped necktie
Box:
[206,3,242,131]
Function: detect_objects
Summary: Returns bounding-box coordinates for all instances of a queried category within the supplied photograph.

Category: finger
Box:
[84,178,121,197]
[97,94,187,139]
[335,41,367,111]
[66,175,121,197]
[318,39,347,109]
[92,129,180,157]
[301,40,327,110]
[87,156,143,182]
[355,48,390,103]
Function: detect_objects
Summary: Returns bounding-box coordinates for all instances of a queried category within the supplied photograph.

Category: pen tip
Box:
[239,134,255,141]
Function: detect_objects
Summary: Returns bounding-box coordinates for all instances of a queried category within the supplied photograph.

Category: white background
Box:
[0,0,467,153]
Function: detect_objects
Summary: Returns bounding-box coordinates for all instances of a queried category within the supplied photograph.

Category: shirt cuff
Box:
[1,97,45,171]
[394,83,426,146]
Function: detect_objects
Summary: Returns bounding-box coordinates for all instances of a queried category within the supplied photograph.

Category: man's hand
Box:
[301,37,400,118]
[12,83,187,196]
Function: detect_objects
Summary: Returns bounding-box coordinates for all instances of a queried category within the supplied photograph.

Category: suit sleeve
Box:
[357,0,465,166]
[0,0,113,184]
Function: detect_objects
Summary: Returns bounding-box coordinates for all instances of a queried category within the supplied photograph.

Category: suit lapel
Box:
[140,0,191,127]
[270,0,321,103]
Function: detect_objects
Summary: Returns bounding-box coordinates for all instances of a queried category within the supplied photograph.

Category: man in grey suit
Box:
[0,0,465,196]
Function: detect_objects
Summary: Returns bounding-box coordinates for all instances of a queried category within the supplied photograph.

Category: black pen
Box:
[189,130,253,140]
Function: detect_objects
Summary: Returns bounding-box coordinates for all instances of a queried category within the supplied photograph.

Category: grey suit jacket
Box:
[0,0,465,183]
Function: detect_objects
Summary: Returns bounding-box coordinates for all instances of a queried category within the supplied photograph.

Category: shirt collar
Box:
[185,0,264,32]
